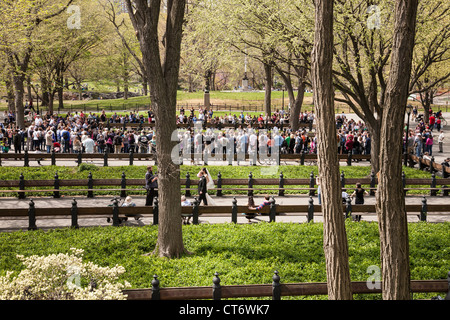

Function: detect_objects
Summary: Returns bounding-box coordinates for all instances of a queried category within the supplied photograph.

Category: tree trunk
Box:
[376,0,418,300]
[5,74,15,113]
[312,0,352,300]
[263,62,272,116]
[13,74,26,129]
[126,0,187,258]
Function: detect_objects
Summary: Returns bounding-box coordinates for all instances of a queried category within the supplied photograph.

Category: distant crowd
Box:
[0,107,372,158]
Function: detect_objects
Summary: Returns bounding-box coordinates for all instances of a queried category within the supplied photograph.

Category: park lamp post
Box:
[404,104,413,166]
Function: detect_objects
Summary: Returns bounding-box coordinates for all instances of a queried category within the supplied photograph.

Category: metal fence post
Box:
[231,197,237,223]
[212,272,221,300]
[112,197,120,226]
[129,149,134,166]
[24,149,29,167]
[248,172,254,196]
[272,271,281,300]
[420,197,427,222]
[152,198,159,225]
[51,149,56,166]
[307,196,314,223]
[216,172,222,197]
[104,149,108,167]
[28,199,37,231]
[430,173,437,196]
[71,198,79,229]
[347,149,352,166]
[151,275,160,300]
[185,173,191,197]
[121,172,127,198]
[278,172,285,196]
[87,172,94,198]
[54,172,60,198]
[309,171,315,197]
[192,197,199,225]
[370,170,376,196]
[18,173,25,199]
[269,197,276,222]
[345,197,352,219]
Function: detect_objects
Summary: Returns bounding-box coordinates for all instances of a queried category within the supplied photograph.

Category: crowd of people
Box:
[0,107,376,159]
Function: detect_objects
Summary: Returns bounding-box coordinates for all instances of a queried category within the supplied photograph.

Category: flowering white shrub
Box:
[0,248,131,300]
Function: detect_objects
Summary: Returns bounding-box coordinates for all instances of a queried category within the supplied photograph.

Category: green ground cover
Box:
[0,222,448,299]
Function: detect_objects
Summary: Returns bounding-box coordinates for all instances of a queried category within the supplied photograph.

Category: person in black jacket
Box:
[145,166,158,206]
[197,174,208,206]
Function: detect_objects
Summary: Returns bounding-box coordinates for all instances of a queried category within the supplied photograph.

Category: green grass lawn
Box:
[0,222,448,299]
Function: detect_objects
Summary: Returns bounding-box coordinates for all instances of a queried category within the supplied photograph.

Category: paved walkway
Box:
[1,194,448,232]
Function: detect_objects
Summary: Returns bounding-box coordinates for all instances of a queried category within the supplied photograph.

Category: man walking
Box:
[145,166,158,206]
[438,130,444,153]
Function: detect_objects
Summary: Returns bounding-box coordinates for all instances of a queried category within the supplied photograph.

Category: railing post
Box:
[340,171,346,191]
[24,149,29,167]
[269,197,276,222]
[248,172,254,196]
[54,172,60,199]
[51,149,56,166]
[347,149,352,166]
[345,197,352,219]
[370,170,376,196]
[272,271,281,300]
[307,196,314,223]
[151,275,160,300]
[212,272,221,300]
[152,198,159,225]
[111,197,120,226]
[121,172,127,198]
[104,148,109,167]
[77,152,82,166]
[231,197,237,223]
[28,199,37,231]
[430,173,437,196]
[18,173,25,199]
[192,197,199,225]
[309,171,315,197]
[87,172,94,198]
[420,197,427,222]
[129,148,134,166]
[216,172,223,197]
[185,173,191,197]
[278,172,285,196]
[71,198,79,229]
[300,150,305,165]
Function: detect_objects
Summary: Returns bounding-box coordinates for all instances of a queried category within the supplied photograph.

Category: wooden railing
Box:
[122,271,449,300]
[1,197,448,230]
[0,171,448,199]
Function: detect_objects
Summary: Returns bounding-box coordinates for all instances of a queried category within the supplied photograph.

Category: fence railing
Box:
[122,271,450,300]
[0,171,449,199]
[0,150,373,167]
[1,195,448,230]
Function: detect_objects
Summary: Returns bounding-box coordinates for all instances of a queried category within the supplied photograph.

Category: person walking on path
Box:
[350,183,368,222]
[145,166,158,206]
[438,131,444,153]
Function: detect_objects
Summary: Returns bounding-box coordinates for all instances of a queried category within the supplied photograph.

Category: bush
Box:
[0,248,130,300]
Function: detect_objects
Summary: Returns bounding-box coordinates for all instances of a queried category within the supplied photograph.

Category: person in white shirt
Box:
[82,136,95,154]
[438,131,445,153]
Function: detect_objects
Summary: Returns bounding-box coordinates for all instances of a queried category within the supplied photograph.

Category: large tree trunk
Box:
[5,74,15,113]
[376,0,418,300]
[126,0,187,258]
[312,0,352,300]
[263,62,272,116]
[13,74,26,129]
